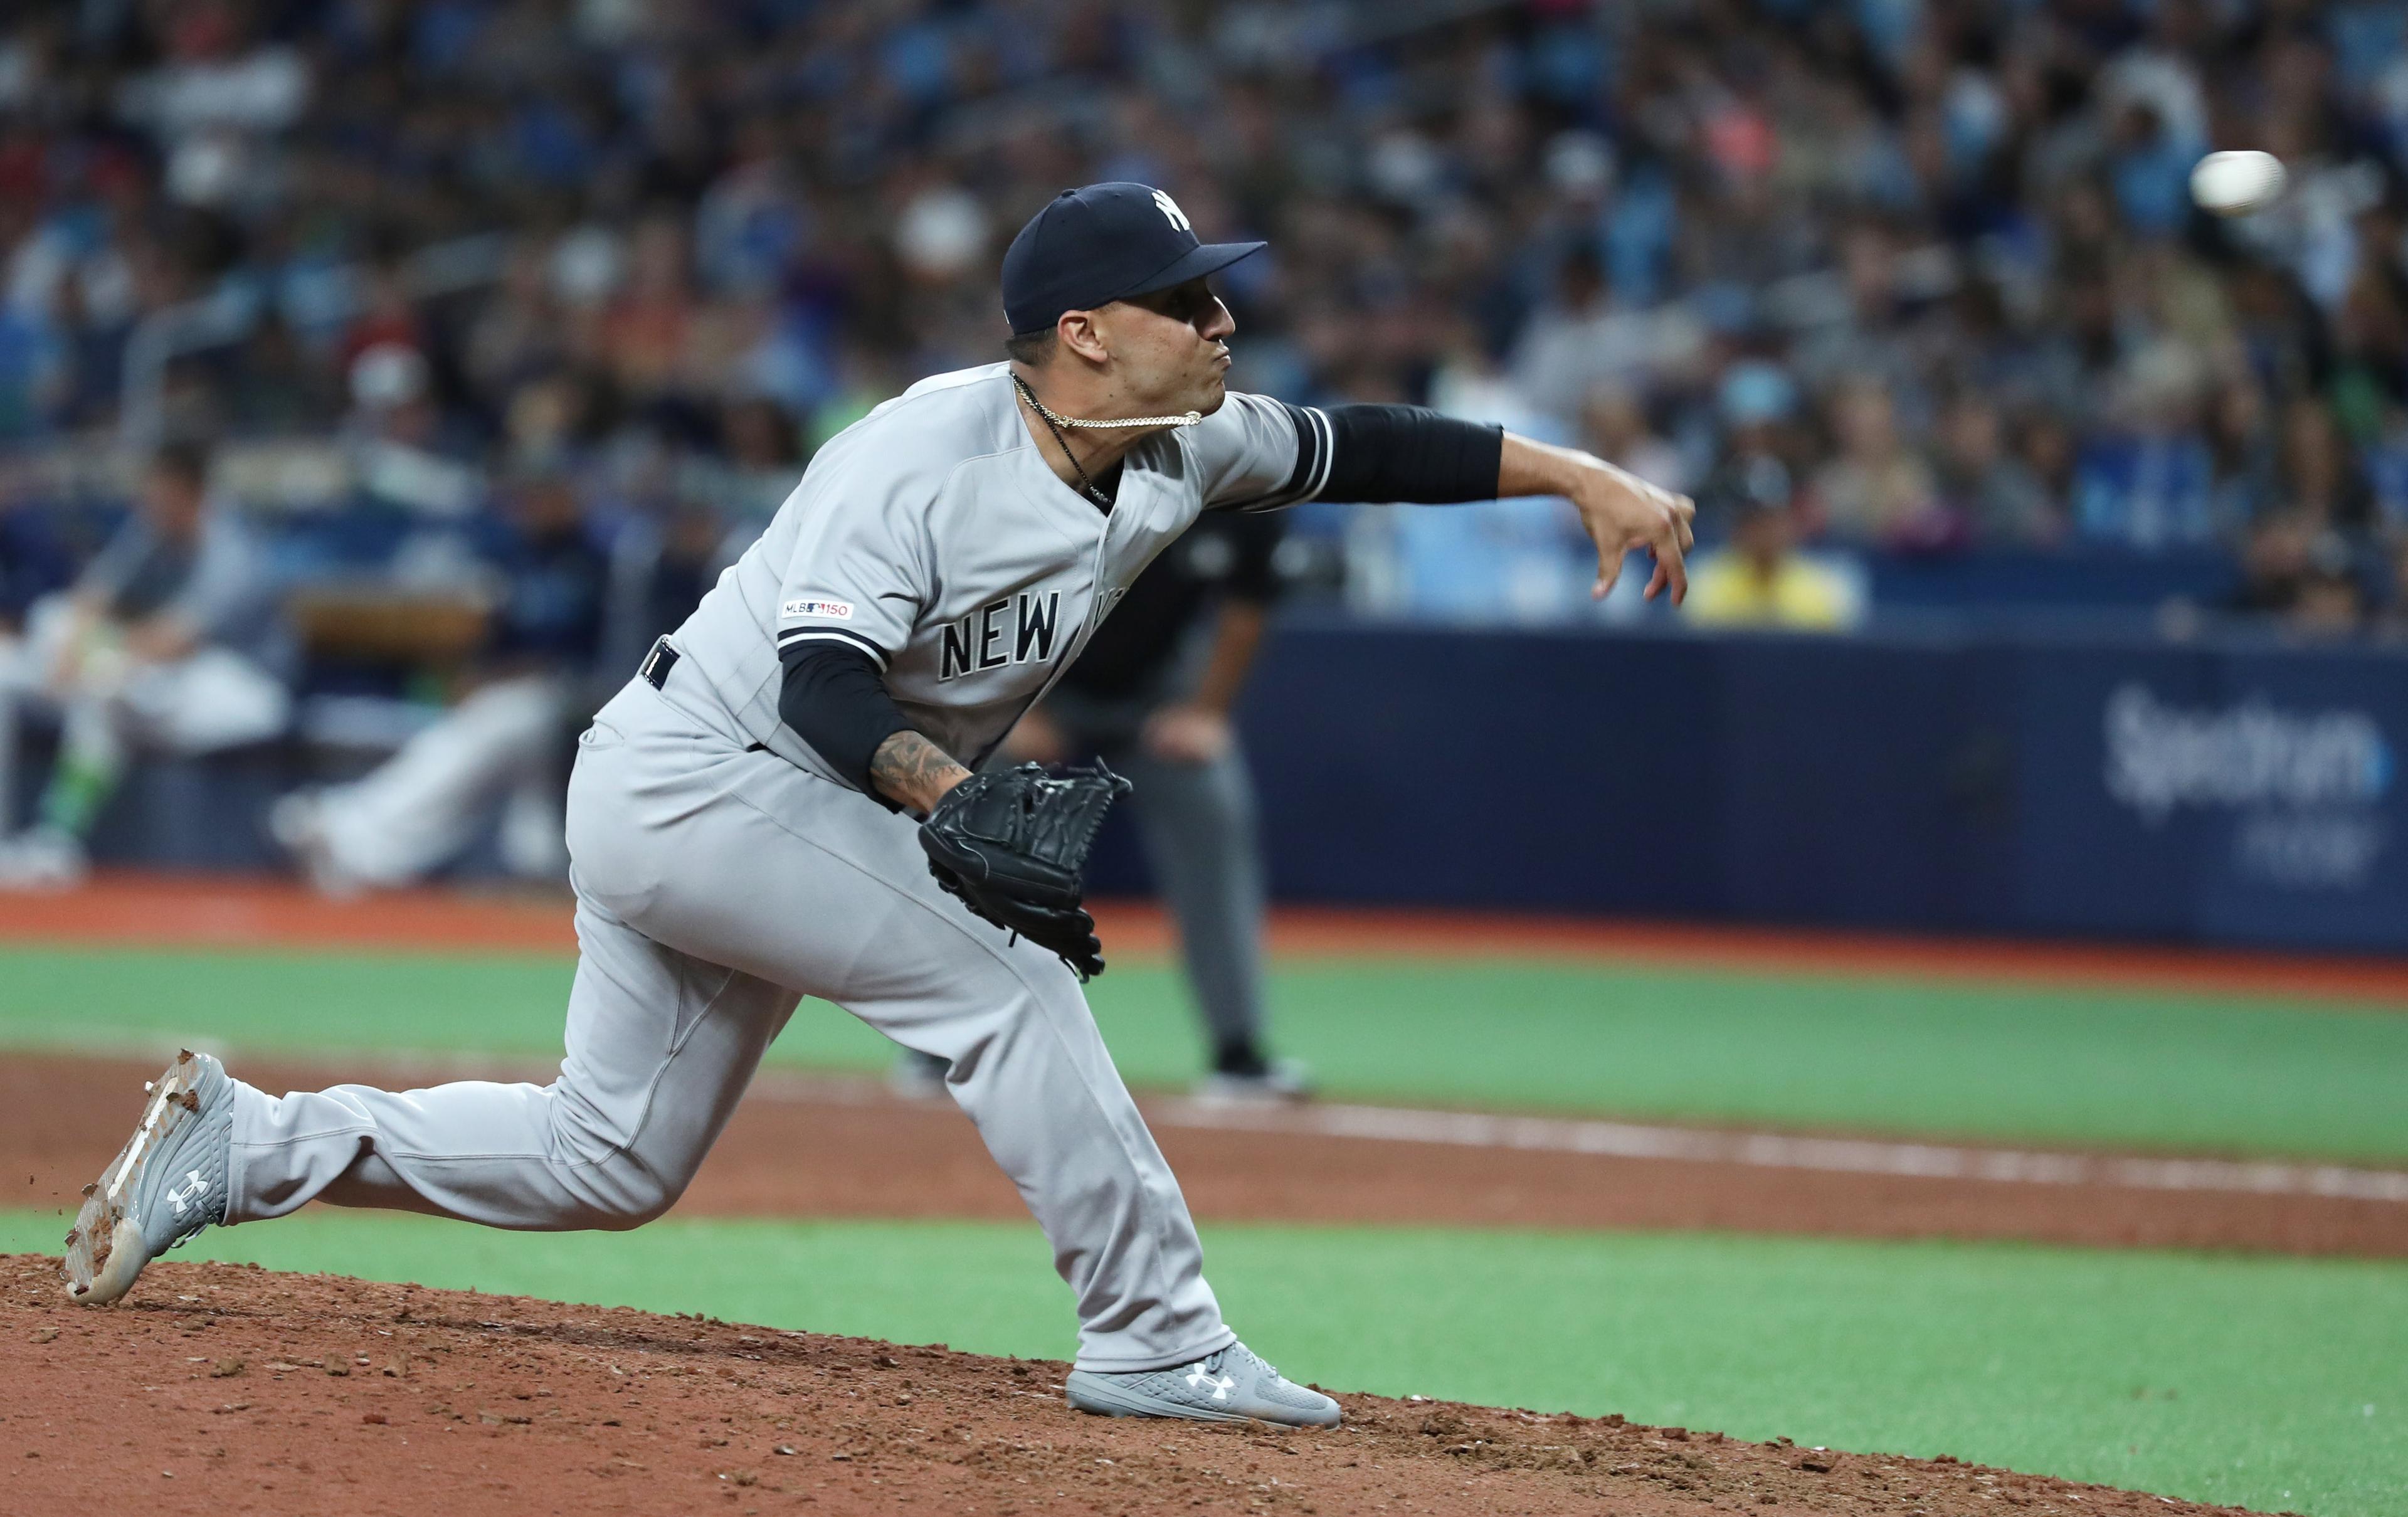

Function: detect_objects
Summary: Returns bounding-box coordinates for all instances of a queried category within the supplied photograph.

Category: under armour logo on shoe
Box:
[165,1170,210,1216]
[1186,1365,1236,1401]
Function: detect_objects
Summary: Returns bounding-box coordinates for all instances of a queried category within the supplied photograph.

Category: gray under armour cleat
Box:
[1192,1056,1316,1106]
[62,1049,234,1306]
[1065,1341,1340,1427]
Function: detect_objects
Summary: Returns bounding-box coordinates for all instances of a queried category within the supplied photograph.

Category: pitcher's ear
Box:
[1057,309,1112,366]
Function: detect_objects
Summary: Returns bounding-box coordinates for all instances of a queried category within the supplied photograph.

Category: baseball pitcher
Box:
[65,182,1694,1428]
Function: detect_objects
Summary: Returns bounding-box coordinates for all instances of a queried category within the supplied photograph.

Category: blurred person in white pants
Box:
[272,469,610,893]
[0,442,291,887]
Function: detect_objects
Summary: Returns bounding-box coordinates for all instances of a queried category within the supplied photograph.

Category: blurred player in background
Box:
[897,509,1303,1102]
[0,442,291,887]
[270,467,610,892]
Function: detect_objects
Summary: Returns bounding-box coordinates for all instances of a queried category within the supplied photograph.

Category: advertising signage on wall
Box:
[1213,621,2408,953]
[2102,682,2392,891]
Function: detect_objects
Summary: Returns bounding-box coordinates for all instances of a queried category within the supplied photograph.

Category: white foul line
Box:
[1134,1097,2408,1206]
[737,1071,2408,1205]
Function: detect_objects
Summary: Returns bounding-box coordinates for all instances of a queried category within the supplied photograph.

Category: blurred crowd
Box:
[0,2,2405,610]
[5,0,2408,877]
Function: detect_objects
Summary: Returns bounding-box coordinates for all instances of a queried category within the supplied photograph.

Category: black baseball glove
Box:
[919,761,1133,980]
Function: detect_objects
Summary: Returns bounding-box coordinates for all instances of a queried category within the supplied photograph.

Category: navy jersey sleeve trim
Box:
[1216,401,1332,514]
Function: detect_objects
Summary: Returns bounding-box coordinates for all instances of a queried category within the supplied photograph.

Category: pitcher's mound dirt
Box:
[2,1256,2260,1517]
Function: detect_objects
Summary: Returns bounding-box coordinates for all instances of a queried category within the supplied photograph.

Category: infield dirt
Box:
[0,1254,2270,1517]
[7,1054,2405,1259]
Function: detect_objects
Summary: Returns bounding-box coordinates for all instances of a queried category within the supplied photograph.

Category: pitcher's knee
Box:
[544,1084,692,1229]
[571,1159,682,1229]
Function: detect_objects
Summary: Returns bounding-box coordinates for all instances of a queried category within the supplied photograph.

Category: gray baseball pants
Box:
[220,672,1235,1373]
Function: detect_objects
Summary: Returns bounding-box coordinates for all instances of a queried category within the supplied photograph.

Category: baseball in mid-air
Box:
[2190,150,2286,216]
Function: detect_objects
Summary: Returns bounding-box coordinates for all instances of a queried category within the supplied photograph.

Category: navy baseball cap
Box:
[1001,182,1265,336]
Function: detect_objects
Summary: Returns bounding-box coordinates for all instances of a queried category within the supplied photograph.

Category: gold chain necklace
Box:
[1011,373,1203,431]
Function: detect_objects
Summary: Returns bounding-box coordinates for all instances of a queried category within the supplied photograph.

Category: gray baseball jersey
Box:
[670,361,1324,786]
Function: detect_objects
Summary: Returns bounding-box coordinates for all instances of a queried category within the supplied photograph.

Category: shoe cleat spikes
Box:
[61,1051,233,1306]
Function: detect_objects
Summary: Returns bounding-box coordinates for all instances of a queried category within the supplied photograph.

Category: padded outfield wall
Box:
[1086,616,2408,954]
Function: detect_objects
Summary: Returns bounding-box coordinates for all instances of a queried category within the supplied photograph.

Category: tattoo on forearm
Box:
[871,729,971,813]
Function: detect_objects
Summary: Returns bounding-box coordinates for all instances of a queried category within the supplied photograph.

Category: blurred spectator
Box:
[603,214,701,405]
[346,344,483,515]
[1696,360,1804,541]
[2274,398,2372,531]
[2219,510,2375,641]
[2289,556,2368,638]
[465,247,575,406]
[2106,100,2197,238]
[2226,512,2318,618]
[2072,356,2215,547]
[270,469,609,893]
[2204,378,2280,529]
[1931,393,2057,547]
[205,313,325,440]
[2019,415,2081,517]
[601,495,737,681]
[1812,378,1939,544]
[1682,497,1862,633]
[682,396,806,525]
[1511,247,1706,423]
[2381,538,2408,641]
[0,441,290,885]
[1578,383,1689,497]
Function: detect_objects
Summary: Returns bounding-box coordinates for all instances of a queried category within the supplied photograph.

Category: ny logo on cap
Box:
[1151,189,1190,233]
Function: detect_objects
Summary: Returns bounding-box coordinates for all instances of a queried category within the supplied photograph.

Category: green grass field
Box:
[6,938,2407,1513]
[3,1208,2400,1516]
[4,943,2407,1160]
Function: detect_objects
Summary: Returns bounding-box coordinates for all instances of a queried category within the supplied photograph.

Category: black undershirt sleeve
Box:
[1306,403,1504,506]
[778,639,912,800]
